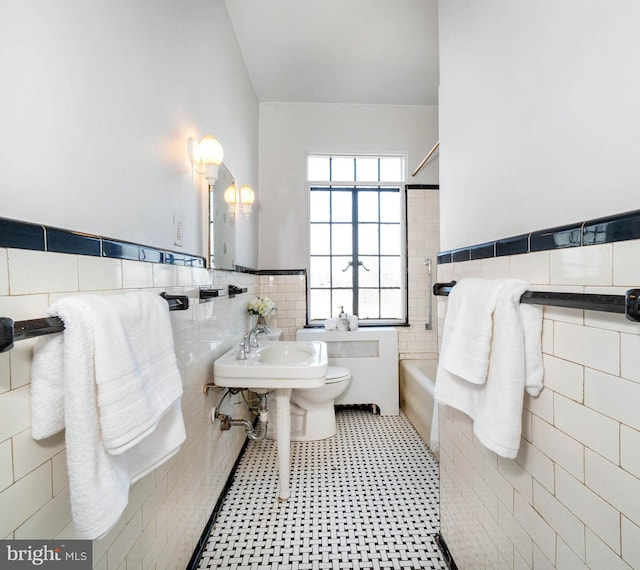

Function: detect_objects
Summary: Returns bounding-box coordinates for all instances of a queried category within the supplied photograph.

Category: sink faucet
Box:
[248,323,271,348]
[236,323,272,360]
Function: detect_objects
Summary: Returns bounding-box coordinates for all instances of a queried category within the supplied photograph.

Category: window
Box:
[307,154,407,325]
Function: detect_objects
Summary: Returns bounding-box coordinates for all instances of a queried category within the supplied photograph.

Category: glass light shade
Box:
[224,183,238,206]
[199,136,224,165]
[224,183,238,217]
[240,185,255,218]
[240,185,255,205]
[189,139,202,164]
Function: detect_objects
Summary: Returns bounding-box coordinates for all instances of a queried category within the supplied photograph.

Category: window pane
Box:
[358,256,379,287]
[355,157,378,181]
[331,223,352,255]
[379,157,403,181]
[308,156,330,180]
[331,190,352,223]
[310,190,330,222]
[310,223,330,255]
[358,224,379,255]
[331,157,354,181]
[307,154,407,324]
[381,289,401,318]
[310,256,331,287]
[380,225,400,255]
[379,191,400,223]
[333,289,353,317]
[358,191,378,222]
[309,289,331,320]
[331,256,353,288]
[358,289,380,319]
[380,257,400,287]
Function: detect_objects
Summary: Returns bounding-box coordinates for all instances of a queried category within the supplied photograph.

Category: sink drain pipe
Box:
[205,386,269,441]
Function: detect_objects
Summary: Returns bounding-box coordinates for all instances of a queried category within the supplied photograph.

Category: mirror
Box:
[208,162,236,270]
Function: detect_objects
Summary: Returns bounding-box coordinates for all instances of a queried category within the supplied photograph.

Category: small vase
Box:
[251,314,269,329]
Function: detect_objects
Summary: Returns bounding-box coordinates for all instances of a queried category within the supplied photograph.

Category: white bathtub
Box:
[399,359,437,450]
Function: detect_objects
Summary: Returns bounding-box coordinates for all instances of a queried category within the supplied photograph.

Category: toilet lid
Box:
[326,366,351,384]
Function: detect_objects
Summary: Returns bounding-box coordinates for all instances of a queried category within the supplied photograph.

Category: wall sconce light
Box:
[187,135,224,183]
[223,183,255,220]
[224,183,238,218]
[239,185,255,218]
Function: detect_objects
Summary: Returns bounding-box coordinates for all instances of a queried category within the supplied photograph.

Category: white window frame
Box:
[306,153,408,326]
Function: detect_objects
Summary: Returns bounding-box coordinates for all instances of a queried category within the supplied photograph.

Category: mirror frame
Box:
[208,162,236,270]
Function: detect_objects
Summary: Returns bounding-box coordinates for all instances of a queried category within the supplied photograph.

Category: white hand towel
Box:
[31,292,186,539]
[434,279,543,459]
[439,278,512,385]
[324,317,338,330]
[348,315,359,331]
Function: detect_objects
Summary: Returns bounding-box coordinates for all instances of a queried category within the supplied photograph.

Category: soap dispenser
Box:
[337,306,349,331]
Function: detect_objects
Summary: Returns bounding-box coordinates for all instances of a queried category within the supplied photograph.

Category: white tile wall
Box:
[621,426,640,479]
[0,440,12,492]
[8,249,80,295]
[0,247,258,569]
[0,250,8,296]
[621,516,640,569]
[438,239,640,569]
[555,465,620,554]
[79,256,123,291]
[400,189,440,360]
[258,274,307,340]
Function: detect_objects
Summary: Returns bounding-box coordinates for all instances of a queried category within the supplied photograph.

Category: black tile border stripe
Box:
[47,228,101,257]
[0,218,45,251]
[496,234,529,257]
[436,532,459,570]
[0,216,205,268]
[406,184,440,190]
[438,208,640,264]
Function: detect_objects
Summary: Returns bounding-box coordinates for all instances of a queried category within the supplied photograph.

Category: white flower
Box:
[247,296,276,316]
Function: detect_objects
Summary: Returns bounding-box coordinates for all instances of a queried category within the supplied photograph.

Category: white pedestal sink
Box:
[213,341,328,500]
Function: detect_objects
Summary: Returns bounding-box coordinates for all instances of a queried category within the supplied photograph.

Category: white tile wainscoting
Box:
[436,239,640,569]
[0,247,257,568]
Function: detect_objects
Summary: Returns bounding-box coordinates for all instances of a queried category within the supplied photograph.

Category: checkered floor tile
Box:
[197,409,446,569]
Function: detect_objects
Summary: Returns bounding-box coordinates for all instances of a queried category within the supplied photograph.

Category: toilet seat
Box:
[325,366,350,384]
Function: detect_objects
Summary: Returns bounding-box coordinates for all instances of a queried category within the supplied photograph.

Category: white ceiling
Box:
[224,0,439,106]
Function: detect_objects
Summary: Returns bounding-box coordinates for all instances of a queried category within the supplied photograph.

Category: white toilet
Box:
[267,366,352,441]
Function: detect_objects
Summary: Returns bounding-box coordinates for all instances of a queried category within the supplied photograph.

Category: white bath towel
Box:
[31,292,186,539]
[90,292,184,454]
[439,278,512,385]
[434,279,543,458]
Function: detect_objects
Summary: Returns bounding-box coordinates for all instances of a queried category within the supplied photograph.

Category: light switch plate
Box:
[173,213,183,246]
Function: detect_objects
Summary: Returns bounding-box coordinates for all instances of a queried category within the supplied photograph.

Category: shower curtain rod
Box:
[411,140,439,177]
[433,281,640,322]
[0,292,189,353]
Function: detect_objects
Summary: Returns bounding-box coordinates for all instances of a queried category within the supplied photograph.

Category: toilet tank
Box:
[296,327,398,415]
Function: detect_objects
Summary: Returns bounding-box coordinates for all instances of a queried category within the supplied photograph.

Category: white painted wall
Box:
[439,0,640,251]
[258,102,439,268]
[0,0,259,266]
